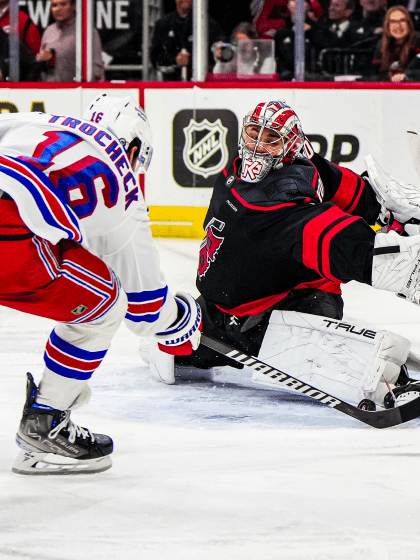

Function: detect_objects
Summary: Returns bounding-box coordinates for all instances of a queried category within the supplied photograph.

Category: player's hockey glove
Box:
[154,292,202,356]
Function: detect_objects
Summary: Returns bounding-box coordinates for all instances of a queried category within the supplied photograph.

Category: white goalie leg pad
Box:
[372,230,420,304]
[139,337,175,384]
[406,349,420,372]
[364,154,420,222]
[362,330,410,404]
[255,311,411,407]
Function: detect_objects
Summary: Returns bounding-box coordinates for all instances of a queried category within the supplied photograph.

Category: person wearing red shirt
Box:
[0,0,41,56]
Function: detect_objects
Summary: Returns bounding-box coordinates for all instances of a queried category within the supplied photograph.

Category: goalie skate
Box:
[384,380,420,409]
[12,373,113,475]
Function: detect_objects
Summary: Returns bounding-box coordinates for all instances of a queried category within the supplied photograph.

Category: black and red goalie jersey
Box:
[196,153,381,316]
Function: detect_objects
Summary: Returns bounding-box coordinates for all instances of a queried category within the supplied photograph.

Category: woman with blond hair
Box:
[372,5,420,82]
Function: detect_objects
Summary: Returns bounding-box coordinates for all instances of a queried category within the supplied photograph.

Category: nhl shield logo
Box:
[71,304,88,316]
[183,119,229,179]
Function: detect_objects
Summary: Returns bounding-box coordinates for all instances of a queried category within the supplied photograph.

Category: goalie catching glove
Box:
[154,291,201,356]
[365,155,420,235]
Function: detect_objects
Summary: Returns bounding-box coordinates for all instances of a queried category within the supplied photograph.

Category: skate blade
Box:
[12,450,112,475]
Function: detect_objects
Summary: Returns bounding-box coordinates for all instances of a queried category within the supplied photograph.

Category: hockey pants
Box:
[0,197,127,409]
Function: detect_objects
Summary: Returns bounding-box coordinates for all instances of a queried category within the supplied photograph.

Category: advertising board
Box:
[145,85,420,237]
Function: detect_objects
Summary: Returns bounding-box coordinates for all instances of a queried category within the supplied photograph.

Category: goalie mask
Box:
[238,101,305,183]
[83,93,153,174]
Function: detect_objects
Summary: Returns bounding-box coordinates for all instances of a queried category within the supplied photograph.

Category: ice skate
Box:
[12,373,113,475]
[384,379,420,408]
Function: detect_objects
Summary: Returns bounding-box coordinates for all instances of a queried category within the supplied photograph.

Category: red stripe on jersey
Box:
[330,164,363,214]
[232,189,296,211]
[294,277,342,294]
[311,166,318,191]
[217,293,289,316]
[302,206,360,282]
[217,277,342,317]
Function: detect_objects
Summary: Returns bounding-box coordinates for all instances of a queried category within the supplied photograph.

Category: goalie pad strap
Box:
[373,246,400,255]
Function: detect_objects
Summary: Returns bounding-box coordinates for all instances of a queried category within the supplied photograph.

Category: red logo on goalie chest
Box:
[241,159,263,181]
[198,218,225,277]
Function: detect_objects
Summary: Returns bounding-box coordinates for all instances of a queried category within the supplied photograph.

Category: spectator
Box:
[36,0,104,82]
[274,0,321,80]
[253,0,323,39]
[336,0,388,77]
[0,24,41,81]
[348,0,387,49]
[150,0,226,81]
[372,5,420,80]
[212,22,276,74]
[210,0,252,37]
[0,0,41,56]
[311,0,356,50]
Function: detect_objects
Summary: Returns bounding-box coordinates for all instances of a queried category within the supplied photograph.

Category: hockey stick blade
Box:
[201,334,420,428]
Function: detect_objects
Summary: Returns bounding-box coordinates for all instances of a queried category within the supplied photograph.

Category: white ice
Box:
[1,238,420,560]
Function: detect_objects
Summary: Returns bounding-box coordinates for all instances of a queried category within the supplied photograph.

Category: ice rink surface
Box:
[1,238,420,560]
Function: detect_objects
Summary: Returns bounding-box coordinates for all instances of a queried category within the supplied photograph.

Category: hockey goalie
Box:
[143,100,420,418]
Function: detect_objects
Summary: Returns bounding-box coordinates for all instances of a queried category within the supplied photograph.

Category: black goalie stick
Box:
[201,334,420,429]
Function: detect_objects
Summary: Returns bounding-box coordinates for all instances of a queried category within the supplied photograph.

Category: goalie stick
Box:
[200,333,420,429]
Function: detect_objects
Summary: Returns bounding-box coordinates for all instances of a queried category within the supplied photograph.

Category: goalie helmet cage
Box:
[200,334,420,428]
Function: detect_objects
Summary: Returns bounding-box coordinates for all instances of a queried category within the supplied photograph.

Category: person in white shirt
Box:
[36,0,104,81]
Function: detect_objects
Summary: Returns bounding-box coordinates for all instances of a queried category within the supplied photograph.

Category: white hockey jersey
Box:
[0,112,177,336]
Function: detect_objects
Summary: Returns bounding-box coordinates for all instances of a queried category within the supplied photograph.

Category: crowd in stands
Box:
[0,0,103,82]
[0,0,418,82]
[151,0,420,82]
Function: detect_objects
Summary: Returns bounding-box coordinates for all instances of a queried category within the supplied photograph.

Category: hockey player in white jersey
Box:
[0,94,201,474]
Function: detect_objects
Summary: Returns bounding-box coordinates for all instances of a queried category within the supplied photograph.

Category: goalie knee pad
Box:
[255,311,411,408]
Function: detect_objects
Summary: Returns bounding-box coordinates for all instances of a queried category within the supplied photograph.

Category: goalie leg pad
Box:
[362,330,411,404]
[154,291,201,356]
[256,311,411,407]
[140,337,175,384]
